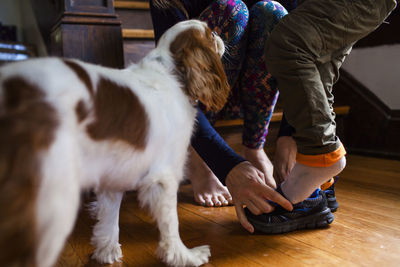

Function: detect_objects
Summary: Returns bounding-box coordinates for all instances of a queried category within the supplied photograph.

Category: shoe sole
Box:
[327,196,339,212]
[329,203,338,213]
[249,208,334,234]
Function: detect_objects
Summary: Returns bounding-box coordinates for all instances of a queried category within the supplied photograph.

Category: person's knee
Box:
[213,0,249,36]
[201,0,249,45]
[250,1,287,22]
[215,0,249,21]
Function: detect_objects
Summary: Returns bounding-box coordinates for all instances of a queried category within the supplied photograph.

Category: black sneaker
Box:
[245,188,334,234]
[323,176,339,212]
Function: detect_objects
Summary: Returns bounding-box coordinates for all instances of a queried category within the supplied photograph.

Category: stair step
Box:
[114,0,153,63]
[114,0,152,30]
[123,39,155,65]
[214,106,350,128]
[114,1,150,9]
[116,9,153,29]
[122,29,154,39]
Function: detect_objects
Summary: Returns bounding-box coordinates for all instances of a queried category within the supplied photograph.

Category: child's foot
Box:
[245,188,334,234]
[281,156,346,204]
[242,146,276,188]
[188,148,233,207]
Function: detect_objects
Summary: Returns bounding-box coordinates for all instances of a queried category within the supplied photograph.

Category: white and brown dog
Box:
[0,20,229,267]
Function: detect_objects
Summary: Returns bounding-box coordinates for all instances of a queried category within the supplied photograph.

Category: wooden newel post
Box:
[31,0,124,69]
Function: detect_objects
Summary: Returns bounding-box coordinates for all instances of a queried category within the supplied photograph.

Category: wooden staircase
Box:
[114,0,155,66]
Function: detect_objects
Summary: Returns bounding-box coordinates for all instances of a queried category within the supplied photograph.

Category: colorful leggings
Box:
[199,0,287,149]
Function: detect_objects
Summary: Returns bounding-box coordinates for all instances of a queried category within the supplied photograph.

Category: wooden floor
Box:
[55,154,400,267]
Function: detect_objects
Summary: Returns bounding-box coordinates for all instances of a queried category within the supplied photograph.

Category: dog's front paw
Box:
[92,243,122,264]
[186,245,211,266]
[158,242,210,267]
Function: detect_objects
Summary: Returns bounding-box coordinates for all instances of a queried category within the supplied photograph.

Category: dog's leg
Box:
[90,191,124,264]
[139,173,210,267]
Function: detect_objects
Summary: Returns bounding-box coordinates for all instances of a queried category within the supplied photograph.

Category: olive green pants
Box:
[265,0,397,157]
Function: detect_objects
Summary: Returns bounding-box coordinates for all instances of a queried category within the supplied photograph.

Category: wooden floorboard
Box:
[56,154,400,266]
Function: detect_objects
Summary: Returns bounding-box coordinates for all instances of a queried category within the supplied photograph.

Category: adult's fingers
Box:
[234,203,254,233]
[261,184,293,211]
[245,200,262,215]
[249,196,275,214]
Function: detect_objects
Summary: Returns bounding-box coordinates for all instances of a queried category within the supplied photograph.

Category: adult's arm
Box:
[191,108,246,185]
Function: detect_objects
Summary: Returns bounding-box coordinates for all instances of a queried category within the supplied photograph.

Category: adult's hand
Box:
[273,136,297,184]
[242,146,276,189]
[226,161,293,233]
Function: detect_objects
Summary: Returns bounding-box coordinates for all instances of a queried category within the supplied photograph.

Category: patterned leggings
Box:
[199,0,287,148]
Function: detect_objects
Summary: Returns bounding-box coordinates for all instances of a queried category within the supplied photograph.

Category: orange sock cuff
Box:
[321,178,335,190]
[296,144,346,167]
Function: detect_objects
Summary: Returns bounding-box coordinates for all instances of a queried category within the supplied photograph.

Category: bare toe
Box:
[212,196,222,207]
[204,196,214,207]
[218,195,229,206]
[194,194,206,206]
[224,194,233,205]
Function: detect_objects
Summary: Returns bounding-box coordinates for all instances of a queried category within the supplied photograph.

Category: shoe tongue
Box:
[309,188,320,199]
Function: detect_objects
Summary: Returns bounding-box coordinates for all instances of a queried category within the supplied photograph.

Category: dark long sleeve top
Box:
[191,108,246,184]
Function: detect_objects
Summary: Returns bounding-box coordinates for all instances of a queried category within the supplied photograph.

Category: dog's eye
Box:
[212,31,217,38]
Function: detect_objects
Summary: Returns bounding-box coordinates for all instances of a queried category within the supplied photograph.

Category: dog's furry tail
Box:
[0,76,58,266]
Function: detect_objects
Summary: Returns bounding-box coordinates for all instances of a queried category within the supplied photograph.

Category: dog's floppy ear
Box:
[170,27,229,112]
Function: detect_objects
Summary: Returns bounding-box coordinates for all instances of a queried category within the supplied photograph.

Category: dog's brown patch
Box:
[0,76,58,266]
[75,99,90,122]
[87,77,148,149]
[64,59,94,96]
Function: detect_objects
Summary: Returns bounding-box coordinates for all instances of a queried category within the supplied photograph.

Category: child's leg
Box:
[280,44,352,203]
[265,0,397,204]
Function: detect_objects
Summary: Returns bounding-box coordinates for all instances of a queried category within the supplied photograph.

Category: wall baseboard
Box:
[334,70,400,160]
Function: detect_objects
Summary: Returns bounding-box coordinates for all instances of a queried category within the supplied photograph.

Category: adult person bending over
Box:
[150,0,296,207]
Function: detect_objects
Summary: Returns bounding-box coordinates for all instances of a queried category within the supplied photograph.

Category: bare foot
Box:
[242,145,276,188]
[187,147,233,207]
